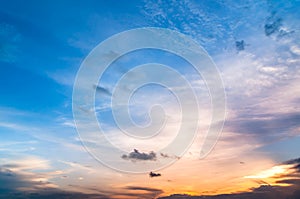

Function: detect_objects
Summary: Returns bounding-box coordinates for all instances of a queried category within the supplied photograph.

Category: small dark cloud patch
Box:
[284,158,300,171]
[123,186,163,199]
[93,84,111,96]
[235,40,245,51]
[125,186,162,193]
[253,179,270,186]
[1,191,109,199]
[263,11,293,38]
[264,18,282,36]
[149,171,161,178]
[284,157,300,165]
[160,153,180,160]
[160,153,170,158]
[264,11,283,37]
[122,149,156,161]
[276,158,300,190]
[294,163,300,171]
[103,50,119,59]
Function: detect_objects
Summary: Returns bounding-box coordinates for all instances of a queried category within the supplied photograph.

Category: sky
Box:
[0,0,300,198]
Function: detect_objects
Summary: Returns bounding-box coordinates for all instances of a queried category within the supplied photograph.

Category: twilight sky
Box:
[0,0,300,198]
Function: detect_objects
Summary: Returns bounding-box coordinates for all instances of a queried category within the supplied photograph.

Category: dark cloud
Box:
[0,167,30,193]
[276,179,300,185]
[125,186,162,193]
[122,149,156,161]
[67,184,164,199]
[276,158,300,189]
[264,11,282,37]
[160,153,170,158]
[93,84,111,96]
[160,153,180,160]
[124,186,163,199]
[103,50,120,60]
[113,192,161,199]
[285,158,300,165]
[0,163,164,199]
[263,11,294,38]
[284,158,300,172]
[253,179,270,186]
[283,158,300,176]
[0,166,109,199]
[264,18,282,36]
[1,164,21,169]
[223,112,300,143]
[235,40,245,51]
[149,171,161,178]
[1,191,108,199]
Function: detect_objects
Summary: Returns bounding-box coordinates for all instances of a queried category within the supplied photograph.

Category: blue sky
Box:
[1,0,300,198]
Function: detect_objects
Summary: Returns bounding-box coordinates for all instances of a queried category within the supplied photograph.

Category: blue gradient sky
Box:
[0,0,300,198]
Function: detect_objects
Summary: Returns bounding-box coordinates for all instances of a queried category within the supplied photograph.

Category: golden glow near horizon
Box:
[244,165,293,179]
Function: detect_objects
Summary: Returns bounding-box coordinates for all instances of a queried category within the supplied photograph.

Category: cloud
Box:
[285,157,300,166]
[121,149,157,161]
[223,112,300,143]
[124,186,163,199]
[93,84,111,96]
[149,171,161,178]
[125,186,162,193]
[275,158,300,187]
[160,153,180,160]
[235,40,245,51]
[276,178,300,185]
[0,164,110,199]
[160,153,170,158]
[66,184,164,199]
[0,167,34,192]
[264,15,282,37]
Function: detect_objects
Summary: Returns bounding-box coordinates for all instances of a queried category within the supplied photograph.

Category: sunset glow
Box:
[1,0,300,198]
